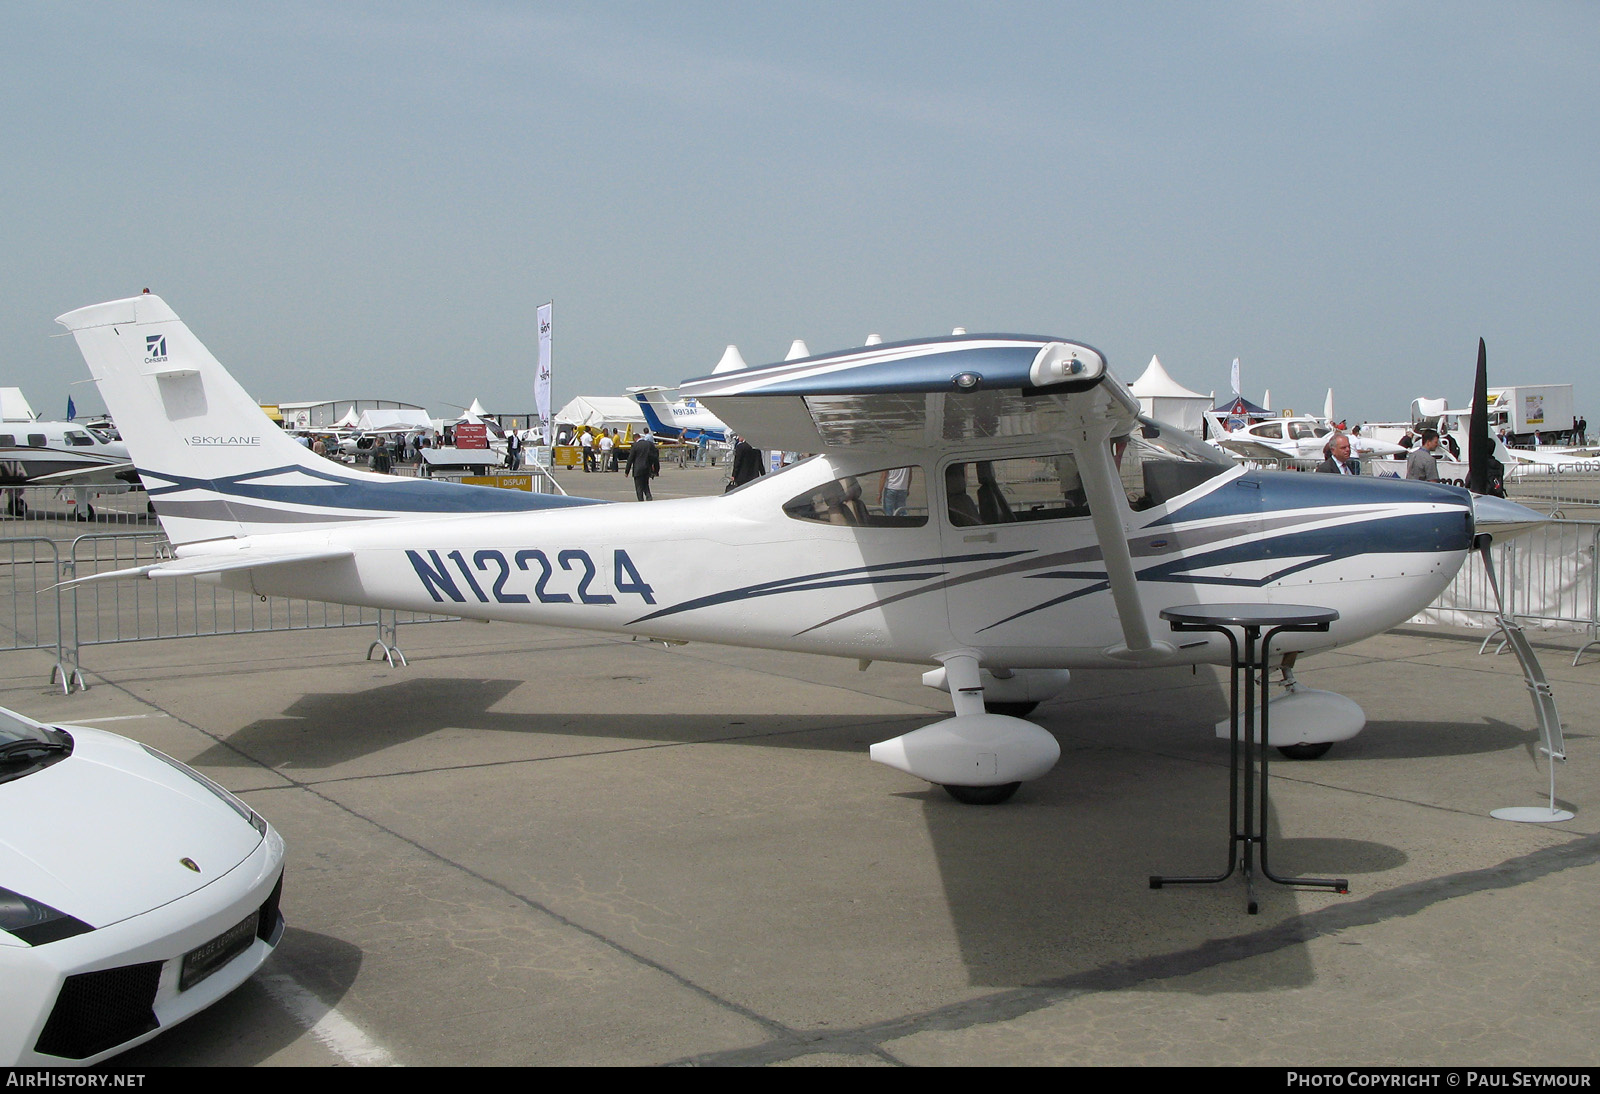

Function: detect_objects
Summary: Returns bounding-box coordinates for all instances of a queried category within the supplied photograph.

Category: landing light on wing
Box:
[1029,342,1105,387]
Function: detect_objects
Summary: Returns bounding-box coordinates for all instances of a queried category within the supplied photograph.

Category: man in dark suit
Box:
[729,436,766,488]
[625,430,660,500]
[1316,433,1360,475]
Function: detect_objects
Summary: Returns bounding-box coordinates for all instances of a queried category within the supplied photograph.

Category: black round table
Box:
[1150,603,1349,914]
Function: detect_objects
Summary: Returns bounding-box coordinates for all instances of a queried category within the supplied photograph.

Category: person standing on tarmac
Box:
[626,430,660,500]
[1406,429,1442,481]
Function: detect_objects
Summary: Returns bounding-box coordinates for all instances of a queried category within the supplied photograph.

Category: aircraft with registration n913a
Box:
[56,293,1507,804]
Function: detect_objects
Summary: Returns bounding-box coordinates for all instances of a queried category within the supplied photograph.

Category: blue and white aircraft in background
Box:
[57,293,1534,803]
[627,385,733,445]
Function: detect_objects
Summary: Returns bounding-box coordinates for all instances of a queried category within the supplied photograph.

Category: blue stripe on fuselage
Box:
[1151,470,1473,527]
[141,464,605,514]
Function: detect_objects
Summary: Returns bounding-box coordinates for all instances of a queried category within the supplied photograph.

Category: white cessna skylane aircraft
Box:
[58,293,1514,803]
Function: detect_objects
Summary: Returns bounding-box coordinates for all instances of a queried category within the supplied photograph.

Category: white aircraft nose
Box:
[1472,494,1547,541]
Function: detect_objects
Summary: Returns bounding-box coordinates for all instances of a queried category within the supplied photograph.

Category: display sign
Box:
[455,422,489,449]
[462,474,532,491]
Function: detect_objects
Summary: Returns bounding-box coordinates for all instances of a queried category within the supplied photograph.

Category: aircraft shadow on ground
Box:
[197,676,931,770]
[194,672,1540,994]
[1337,717,1566,760]
[911,751,1411,989]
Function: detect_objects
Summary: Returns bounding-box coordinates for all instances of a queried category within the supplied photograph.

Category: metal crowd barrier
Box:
[6,489,1600,693]
[1503,468,1600,517]
[1421,517,1600,664]
[0,486,454,693]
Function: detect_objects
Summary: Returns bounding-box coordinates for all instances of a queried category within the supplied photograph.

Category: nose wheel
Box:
[943,782,1021,805]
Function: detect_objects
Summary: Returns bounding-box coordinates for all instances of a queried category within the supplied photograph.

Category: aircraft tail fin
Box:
[628,387,683,440]
[56,293,597,545]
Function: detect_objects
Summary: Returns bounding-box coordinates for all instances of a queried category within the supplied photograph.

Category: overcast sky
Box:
[5,2,1596,426]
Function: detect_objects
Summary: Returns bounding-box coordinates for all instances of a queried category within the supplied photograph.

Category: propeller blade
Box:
[1468,338,1490,494]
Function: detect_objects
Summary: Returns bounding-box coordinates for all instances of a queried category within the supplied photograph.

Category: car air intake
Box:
[35,961,161,1060]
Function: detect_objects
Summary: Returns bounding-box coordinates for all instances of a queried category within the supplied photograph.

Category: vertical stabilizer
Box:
[628,387,683,440]
[56,293,595,544]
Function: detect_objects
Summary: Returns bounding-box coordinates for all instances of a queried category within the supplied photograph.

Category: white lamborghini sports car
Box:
[0,707,285,1066]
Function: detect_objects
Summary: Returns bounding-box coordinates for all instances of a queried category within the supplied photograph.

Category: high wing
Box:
[680,335,1172,660]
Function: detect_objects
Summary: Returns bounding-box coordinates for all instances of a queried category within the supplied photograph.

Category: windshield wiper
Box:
[0,739,72,764]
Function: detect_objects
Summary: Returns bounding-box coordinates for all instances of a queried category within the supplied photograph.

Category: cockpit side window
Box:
[945,455,1090,526]
[783,466,927,527]
[1115,417,1233,510]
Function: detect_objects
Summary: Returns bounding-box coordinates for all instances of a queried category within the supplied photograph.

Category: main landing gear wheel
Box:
[983,701,1039,718]
[942,782,1021,805]
[1276,742,1333,760]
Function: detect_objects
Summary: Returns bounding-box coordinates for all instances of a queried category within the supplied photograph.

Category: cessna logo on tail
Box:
[145,335,167,362]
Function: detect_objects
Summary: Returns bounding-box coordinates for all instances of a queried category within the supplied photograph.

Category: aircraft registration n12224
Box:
[57,292,1514,803]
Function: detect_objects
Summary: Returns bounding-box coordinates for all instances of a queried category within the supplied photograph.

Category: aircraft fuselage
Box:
[200,453,1473,670]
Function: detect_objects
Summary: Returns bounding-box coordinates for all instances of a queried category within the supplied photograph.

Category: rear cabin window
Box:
[783,467,927,527]
[26,434,46,448]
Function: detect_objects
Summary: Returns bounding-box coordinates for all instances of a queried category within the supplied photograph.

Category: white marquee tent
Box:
[1130,356,1210,434]
[553,395,645,431]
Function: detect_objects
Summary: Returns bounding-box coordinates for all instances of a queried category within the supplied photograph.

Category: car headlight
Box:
[140,745,268,837]
[0,885,92,945]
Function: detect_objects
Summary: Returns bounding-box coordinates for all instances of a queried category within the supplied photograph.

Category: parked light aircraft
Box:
[58,293,1533,802]
[0,415,133,487]
[628,386,733,444]
[1208,414,1407,463]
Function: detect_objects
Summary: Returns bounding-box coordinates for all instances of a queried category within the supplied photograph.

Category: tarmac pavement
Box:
[1,461,1594,1067]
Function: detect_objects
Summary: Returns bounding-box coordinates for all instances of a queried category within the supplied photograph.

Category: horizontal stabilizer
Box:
[28,461,136,486]
[61,546,354,587]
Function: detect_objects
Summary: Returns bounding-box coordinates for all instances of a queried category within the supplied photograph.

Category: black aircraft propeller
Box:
[1466,338,1506,498]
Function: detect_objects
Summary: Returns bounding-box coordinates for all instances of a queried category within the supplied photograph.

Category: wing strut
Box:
[1072,417,1176,663]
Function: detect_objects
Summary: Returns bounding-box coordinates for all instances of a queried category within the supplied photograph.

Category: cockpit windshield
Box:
[1113,416,1233,510]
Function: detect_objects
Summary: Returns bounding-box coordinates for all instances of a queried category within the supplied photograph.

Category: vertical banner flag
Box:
[535,302,553,444]
[1230,357,1241,397]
